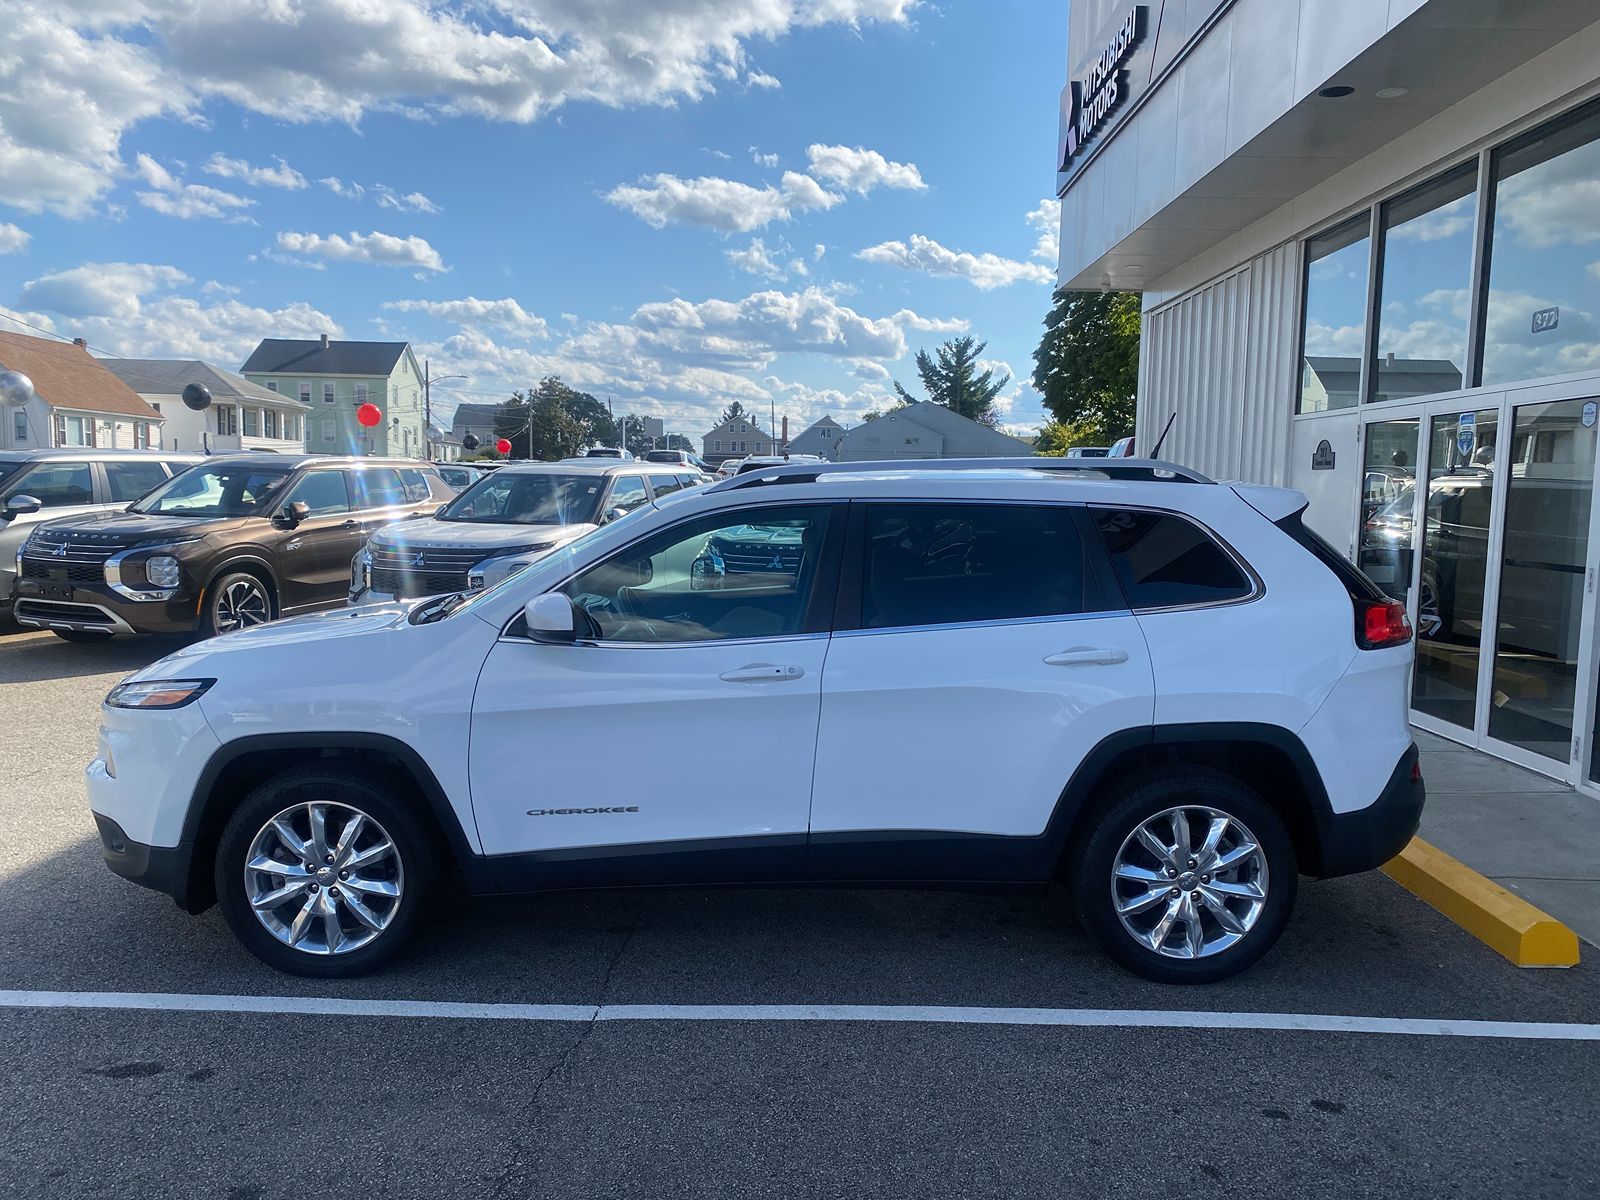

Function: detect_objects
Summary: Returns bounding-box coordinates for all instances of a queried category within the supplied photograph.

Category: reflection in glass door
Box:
[1357,419,1420,606]
[1412,409,1499,730]
[1486,398,1598,764]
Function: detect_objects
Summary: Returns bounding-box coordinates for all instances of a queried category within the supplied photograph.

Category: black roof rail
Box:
[706,456,1212,493]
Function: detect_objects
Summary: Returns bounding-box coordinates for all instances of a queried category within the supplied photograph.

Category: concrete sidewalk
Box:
[1414,728,1600,949]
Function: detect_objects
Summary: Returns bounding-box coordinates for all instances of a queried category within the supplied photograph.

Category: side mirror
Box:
[1,494,42,522]
[605,506,628,523]
[273,500,310,529]
[523,592,578,645]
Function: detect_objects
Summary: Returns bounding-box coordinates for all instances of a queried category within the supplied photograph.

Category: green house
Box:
[241,335,427,459]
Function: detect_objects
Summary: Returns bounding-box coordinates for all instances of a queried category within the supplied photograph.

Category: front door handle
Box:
[1044,647,1130,667]
[719,664,806,683]
[340,519,363,531]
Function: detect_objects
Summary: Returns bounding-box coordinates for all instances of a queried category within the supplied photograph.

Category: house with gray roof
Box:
[835,402,1034,461]
[103,359,310,454]
[241,334,426,459]
[787,415,846,461]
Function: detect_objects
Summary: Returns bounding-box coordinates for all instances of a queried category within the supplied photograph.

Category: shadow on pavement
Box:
[0,627,192,685]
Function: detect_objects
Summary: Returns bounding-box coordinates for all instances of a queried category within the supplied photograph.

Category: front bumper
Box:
[14,578,202,635]
[93,813,197,909]
[1311,742,1425,878]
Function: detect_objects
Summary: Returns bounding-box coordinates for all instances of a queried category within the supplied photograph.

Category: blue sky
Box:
[0,1,1067,439]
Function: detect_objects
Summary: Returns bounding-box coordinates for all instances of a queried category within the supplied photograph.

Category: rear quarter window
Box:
[1093,508,1253,609]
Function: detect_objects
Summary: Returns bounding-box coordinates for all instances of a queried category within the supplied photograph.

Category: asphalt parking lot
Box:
[2,625,1599,1199]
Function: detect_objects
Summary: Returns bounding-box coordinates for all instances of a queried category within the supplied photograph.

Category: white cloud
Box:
[134,153,255,222]
[375,185,441,214]
[0,223,29,254]
[814,243,827,260]
[857,234,1054,289]
[275,229,448,272]
[381,296,547,338]
[203,153,307,189]
[746,70,781,90]
[606,171,841,232]
[0,0,915,216]
[1026,198,1060,263]
[727,237,808,281]
[1390,194,1472,243]
[750,148,780,167]
[851,359,890,381]
[20,261,190,320]
[805,144,925,193]
[320,176,366,200]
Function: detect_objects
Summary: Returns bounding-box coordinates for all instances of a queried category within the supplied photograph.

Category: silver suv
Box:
[350,460,703,602]
[1,449,203,620]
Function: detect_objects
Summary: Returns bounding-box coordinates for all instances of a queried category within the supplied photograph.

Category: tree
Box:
[495,377,618,460]
[1031,289,1140,448]
[493,392,531,459]
[720,400,749,425]
[892,335,1008,427]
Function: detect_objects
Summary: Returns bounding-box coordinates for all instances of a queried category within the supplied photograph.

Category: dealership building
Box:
[1056,0,1600,787]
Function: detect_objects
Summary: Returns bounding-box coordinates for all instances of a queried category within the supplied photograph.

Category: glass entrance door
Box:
[1411,408,1499,732]
[1482,397,1599,769]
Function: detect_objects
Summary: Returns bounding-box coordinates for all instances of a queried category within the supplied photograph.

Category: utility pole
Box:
[422,360,467,461]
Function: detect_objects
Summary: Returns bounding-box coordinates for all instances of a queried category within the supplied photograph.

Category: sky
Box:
[0,0,1068,441]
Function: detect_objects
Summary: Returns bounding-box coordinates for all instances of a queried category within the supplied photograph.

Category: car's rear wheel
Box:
[1070,767,1296,984]
[215,765,437,977]
[52,629,113,643]
[204,570,274,636]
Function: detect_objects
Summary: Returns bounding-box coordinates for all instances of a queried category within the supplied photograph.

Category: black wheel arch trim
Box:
[205,553,280,597]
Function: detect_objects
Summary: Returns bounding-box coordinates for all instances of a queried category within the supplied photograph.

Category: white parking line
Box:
[3,989,1600,1040]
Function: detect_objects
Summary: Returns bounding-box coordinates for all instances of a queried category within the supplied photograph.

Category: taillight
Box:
[1356,597,1411,650]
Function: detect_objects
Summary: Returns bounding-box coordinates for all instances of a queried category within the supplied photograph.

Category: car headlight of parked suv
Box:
[105,678,214,709]
[104,538,200,602]
[467,544,556,592]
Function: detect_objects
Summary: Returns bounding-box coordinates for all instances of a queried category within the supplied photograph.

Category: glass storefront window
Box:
[1357,419,1419,605]
[1412,409,1499,730]
[1486,397,1597,761]
[1298,218,1370,413]
[1372,166,1476,403]
[1481,101,1600,388]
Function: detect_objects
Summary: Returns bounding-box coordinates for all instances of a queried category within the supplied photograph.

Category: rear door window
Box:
[1093,509,1253,609]
[351,468,407,510]
[2,462,93,507]
[104,460,170,503]
[606,475,649,516]
[861,503,1091,629]
[651,473,685,497]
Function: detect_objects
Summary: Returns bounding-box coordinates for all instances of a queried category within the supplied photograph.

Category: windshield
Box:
[0,462,22,493]
[440,472,604,526]
[131,463,291,517]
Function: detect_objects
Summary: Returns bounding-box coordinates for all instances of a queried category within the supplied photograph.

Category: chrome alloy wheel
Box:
[213,577,271,631]
[244,801,404,956]
[1110,806,1269,960]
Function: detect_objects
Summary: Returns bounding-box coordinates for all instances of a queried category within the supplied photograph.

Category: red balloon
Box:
[356,402,382,428]
[495,438,512,455]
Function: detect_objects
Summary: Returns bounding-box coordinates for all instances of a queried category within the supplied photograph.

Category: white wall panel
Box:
[1138,242,1298,486]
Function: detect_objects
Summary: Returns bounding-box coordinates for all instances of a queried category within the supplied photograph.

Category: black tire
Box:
[1069,766,1297,984]
[214,764,439,977]
[52,629,114,643]
[203,569,275,636]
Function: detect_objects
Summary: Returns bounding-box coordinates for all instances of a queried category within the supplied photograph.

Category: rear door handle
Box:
[1044,647,1130,667]
[341,519,364,531]
[719,664,806,683]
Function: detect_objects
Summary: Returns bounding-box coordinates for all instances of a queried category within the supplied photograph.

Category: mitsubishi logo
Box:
[768,553,783,570]
[49,542,69,558]
[410,551,426,568]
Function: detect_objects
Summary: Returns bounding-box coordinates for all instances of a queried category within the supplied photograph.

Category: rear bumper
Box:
[1310,743,1425,878]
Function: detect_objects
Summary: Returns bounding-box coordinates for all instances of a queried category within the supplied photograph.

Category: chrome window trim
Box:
[1086,503,1265,614]
[833,609,1128,640]
[497,628,830,649]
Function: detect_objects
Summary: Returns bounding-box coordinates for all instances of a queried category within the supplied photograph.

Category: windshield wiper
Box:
[410,592,463,625]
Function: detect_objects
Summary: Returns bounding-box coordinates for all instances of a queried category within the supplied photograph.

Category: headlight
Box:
[146,555,180,588]
[105,678,215,709]
[466,545,554,592]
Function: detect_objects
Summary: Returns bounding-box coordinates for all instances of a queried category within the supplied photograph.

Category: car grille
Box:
[718,543,803,573]
[20,535,127,584]
[370,566,468,597]
[14,599,117,626]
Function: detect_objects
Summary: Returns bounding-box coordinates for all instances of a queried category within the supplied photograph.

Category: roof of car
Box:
[522,459,692,474]
[0,448,206,464]
[201,453,440,471]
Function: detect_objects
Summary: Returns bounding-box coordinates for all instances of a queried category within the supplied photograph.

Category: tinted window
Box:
[104,460,170,503]
[606,475,649,516]
[283,471,352,517]
[1094,509,1252,608]
[3,462,93,507]
[133,463,289,516]
[651,473,685,497]
[351,468,406,509]
[862,503,1089,630]
[562,505,833,643]
[397,467,433,503]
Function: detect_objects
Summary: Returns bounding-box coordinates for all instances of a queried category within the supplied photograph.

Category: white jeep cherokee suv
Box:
[88,458,1422,983]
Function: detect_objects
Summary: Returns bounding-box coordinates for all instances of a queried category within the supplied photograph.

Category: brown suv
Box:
[13,454,451,641]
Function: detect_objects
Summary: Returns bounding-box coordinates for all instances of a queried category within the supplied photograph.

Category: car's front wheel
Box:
[1070,768,1297,984]
[215,765,437,977]
[204,570,274,636]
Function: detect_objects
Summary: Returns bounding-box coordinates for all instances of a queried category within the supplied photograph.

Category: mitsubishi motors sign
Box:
[1059,5,1147,170]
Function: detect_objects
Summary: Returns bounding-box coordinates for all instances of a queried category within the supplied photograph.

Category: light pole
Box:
[423,359,467,460]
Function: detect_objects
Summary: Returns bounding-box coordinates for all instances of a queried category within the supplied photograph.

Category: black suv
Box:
[14,455,450,641]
